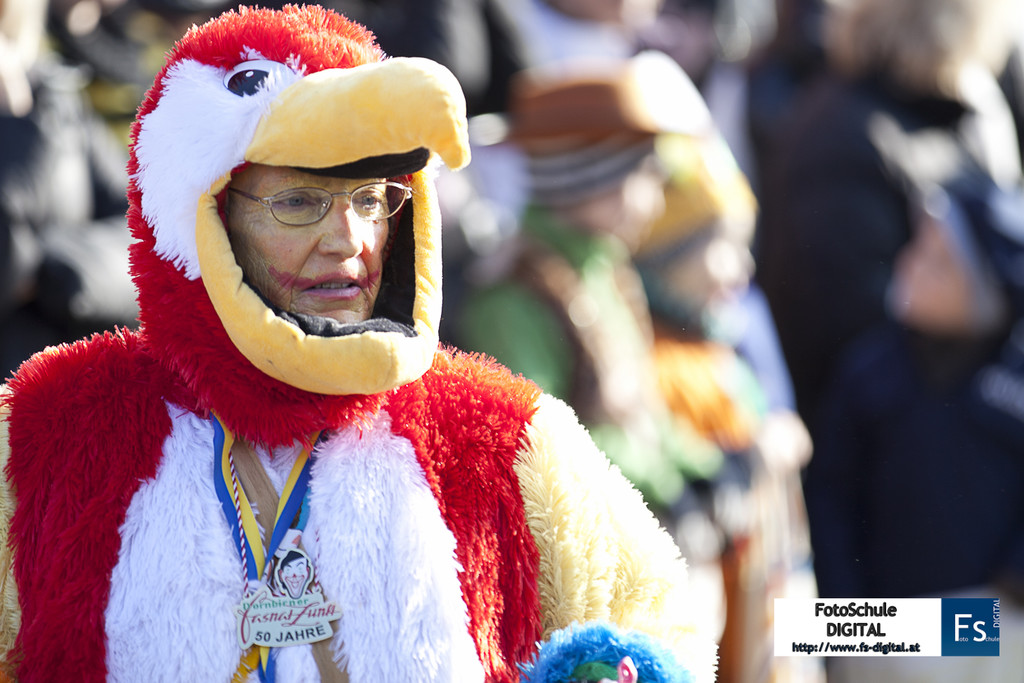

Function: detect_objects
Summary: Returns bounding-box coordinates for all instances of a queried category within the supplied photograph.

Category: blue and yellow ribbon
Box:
[213,413,320,683]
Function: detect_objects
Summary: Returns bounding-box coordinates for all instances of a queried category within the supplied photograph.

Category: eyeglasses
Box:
[229,181,412,225]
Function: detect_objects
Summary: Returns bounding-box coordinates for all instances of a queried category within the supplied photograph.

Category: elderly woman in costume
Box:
[0,6,716,683]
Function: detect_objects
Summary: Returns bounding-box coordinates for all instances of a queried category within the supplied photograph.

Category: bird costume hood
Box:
[129,4,469,445]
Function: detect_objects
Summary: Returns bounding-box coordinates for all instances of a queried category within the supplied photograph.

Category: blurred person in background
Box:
[0,0,138,377]
[805,171,1024,682]
[636,130,816,683]
[755,0,1024,430]
[457,52,740,663]
[451,0,669,233]
[438,0,670,343]
[458,53,709,499]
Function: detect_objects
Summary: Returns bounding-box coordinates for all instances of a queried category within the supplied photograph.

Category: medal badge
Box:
[213,415,341,661]
[235,537,341,649]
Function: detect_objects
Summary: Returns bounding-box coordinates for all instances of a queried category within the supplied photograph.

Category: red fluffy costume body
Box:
[0,6,715,682]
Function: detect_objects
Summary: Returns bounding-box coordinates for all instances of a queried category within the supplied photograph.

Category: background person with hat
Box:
[457,51,726,521]
[456,53,760,678]
[634,128,816,683]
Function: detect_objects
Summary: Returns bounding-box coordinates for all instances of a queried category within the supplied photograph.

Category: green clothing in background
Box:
[459,206,722,509]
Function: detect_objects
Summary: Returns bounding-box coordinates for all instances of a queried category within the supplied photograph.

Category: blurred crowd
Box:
[3,0,1024,681]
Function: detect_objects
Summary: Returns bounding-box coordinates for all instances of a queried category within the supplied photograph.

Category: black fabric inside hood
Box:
[297,148,430,179]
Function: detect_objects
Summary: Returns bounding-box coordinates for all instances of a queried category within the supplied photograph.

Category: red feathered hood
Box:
[127,5,469,445]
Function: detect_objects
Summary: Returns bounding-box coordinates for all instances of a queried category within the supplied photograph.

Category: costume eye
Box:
[226,68,268,96]
[224,59,293,97]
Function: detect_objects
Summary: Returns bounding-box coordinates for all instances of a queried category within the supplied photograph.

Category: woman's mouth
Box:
[307,279,361,295]
[266,267,382,315]
[302,281,362,303]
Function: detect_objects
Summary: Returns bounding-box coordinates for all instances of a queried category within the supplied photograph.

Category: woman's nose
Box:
[315,202,364,257]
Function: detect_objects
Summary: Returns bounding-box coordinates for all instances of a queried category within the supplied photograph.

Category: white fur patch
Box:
[104,406,484,682]
[298,410,485,682]
[105,409,246,682]
[134,56,300,279]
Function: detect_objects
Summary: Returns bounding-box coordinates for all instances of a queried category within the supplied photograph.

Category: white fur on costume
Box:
[105,408,246,682]
[104,405,483,682]
[134,55,300,279]
[301,410,485,682]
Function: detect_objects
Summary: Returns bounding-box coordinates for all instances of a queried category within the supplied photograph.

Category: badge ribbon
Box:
[212,414,339,683]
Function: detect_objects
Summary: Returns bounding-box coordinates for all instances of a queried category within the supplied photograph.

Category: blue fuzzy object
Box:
[519,621,694,683]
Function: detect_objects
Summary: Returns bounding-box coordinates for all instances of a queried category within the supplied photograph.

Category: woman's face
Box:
[226,164,391,324]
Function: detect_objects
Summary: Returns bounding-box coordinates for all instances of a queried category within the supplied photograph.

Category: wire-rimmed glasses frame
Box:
[228,181,412,225]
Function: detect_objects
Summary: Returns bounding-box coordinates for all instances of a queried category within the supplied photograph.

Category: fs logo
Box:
[941,598,1000,656]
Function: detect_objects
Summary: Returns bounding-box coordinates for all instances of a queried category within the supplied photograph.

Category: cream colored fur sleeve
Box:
[514,393,718,683]
[0,384,20,674]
